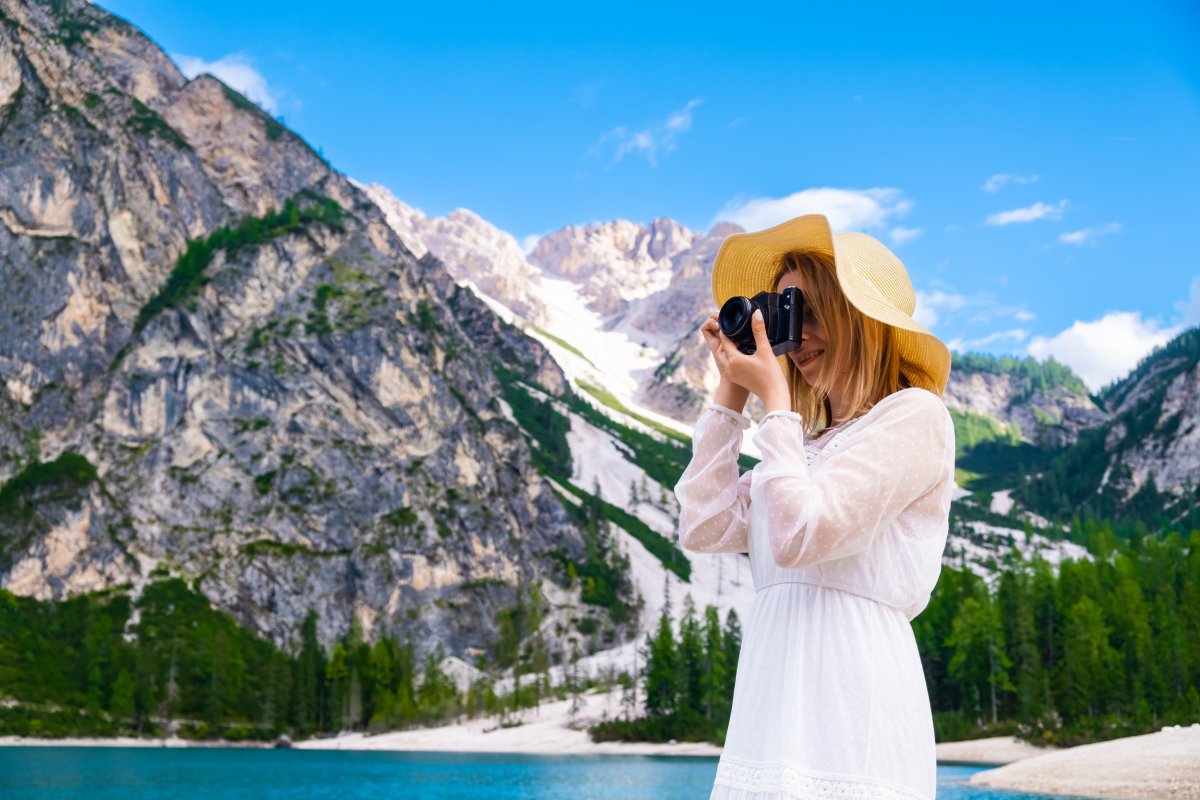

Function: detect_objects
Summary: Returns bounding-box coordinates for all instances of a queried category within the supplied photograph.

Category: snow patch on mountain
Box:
[355,180,549,323]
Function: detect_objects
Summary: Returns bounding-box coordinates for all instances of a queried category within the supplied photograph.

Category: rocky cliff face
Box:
[0,0,610,660]
[1094,330,1200,509]
[530,218,699,317]
[942,368,1110,449]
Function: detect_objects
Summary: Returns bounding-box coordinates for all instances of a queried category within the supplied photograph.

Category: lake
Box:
[0,747,1079,799]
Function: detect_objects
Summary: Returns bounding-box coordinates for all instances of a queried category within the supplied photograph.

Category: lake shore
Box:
[0,735,264,748]
[0,692,1037,762]
[0,688,718,757]
[5,695,1199,800]
[968,723,1200,800]
[934,735,1053,765]
[294,687,721,757]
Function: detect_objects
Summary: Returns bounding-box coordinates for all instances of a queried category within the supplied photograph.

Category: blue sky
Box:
[98,0,1200,390]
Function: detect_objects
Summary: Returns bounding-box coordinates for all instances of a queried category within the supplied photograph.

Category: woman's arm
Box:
[673,403,754,554]
[753,388,955,569]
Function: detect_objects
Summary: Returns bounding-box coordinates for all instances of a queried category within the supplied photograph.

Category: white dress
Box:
[674,387,956,800]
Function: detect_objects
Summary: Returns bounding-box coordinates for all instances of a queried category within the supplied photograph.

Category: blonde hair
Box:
[773,251,910,437]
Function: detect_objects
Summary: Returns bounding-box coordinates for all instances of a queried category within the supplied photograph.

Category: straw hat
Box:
[710,213,950,396]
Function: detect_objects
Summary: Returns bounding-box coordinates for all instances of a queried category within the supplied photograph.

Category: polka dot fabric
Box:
[673,387,956,800]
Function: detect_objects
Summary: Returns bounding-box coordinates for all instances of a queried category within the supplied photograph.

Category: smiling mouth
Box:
[795,349,824,365]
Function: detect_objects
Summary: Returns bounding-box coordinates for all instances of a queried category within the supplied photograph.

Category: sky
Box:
[97,0,1200,391]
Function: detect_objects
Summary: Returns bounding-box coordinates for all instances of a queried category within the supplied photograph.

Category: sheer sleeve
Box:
[674,403,755,554]
[751,388,955,569]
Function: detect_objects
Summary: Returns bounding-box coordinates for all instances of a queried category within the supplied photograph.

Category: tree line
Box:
[3,522,1196,747]
[0,569,621,741]
[591,592,742,744]
[618,521,1200,747]
[0,575,524,740]
[918,521,1200,745]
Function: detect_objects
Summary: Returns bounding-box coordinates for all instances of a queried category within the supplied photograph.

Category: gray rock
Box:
[0,0,618,669]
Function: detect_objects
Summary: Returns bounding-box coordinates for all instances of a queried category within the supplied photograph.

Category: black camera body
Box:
[718,287,805,356]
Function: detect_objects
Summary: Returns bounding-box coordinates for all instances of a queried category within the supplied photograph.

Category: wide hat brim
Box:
[710,214,951,396]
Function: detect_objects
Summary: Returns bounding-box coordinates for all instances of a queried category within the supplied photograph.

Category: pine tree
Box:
[948,591,1013,724]
[675,595,704,728]
[295,611,324,731]
[1059,595,1116,725]
[720,609,742,736]
[701,605,727,730]
[643,607,678,719]
[568,644,584,725]
[325,643,349,731]
[110,668,135,725]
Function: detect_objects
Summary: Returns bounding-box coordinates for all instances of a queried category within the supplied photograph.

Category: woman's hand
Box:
[700,309,791,413]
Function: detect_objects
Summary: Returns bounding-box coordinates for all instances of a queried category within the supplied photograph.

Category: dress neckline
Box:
[815,416,857,439]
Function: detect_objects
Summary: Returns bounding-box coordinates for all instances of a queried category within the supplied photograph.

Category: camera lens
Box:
[718,296,756,353]
[718,296,752,338]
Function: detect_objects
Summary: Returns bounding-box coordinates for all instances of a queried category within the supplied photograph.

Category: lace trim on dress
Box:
[802,417,863,465]
[715,755,929,800]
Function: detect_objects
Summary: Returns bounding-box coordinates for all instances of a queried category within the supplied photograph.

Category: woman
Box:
[674,214,956,800]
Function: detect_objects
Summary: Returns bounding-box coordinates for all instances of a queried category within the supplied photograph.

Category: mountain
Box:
[0,0,622,667]
[530,218,699,317]
[1009,328,1200,527]
[355,182,550,325]
[5,0,1195,717]
[529,218,739,422]
[942,353,1110,449]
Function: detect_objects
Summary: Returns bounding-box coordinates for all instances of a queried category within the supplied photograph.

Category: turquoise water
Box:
[0,748,1076,799]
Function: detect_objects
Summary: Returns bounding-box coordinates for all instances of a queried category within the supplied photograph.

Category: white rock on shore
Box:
[934,735,1054,765]
[0,735,216,748]
[295,686,721,757]
[970,724,1200,799]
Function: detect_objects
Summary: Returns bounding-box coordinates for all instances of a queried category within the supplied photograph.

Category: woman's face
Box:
[775,271,825,382]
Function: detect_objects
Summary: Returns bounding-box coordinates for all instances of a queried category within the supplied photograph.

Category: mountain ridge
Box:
[0,0,627,670]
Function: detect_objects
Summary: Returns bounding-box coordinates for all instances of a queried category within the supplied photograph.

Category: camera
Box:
[718,287,805,356]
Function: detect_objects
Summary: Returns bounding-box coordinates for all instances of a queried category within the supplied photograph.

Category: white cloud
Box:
[712,187,912,233]
[1058,222,1122,246]
[889,226,923,246]
[591,99,702,167]
[947,328,1029,352]
[913,289,968,328]
[912,284,1034,333]
[1027,312,1181,391]
[986,199,1068,226]
[982,173,1040,193]
[175,52,278,113]
[1177,276,1200,327]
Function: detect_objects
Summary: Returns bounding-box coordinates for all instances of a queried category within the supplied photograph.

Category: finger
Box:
[702,327,727,362]
[751,308,772,354]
